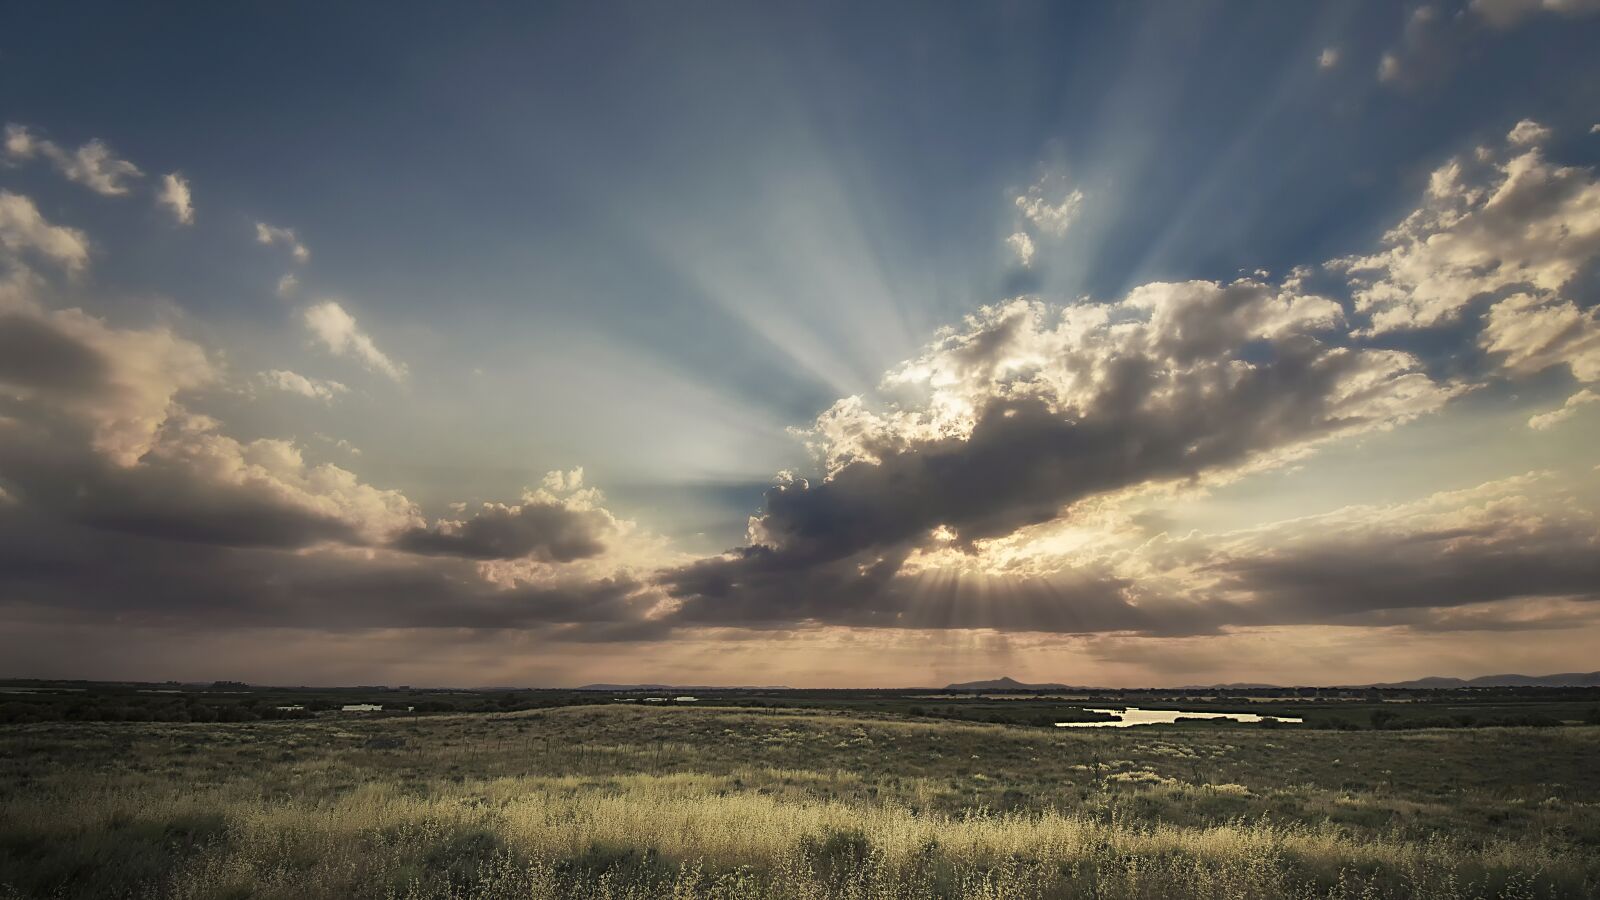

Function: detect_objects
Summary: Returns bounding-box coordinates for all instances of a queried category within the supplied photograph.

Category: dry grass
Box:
[2,706,1597,899]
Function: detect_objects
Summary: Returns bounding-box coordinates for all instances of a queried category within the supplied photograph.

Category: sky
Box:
[1,1,1599,688]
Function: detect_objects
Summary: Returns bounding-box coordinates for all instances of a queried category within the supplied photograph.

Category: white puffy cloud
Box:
[255,221,310,263]
[0,192,90,273]
[258,369,348,403]
[156,173,194,225]
[276,273,300,299]
[134,415,423,544]
[541,467,585,493]
[1482,293,1600,382]
[1318,47,1341,69]
[3,124,143,196]
[1,124,30,158]
[302,300,407,381]
[1528,389,1600,429]
[803,281,1415,478]
[1006,231,1034,267]
[1337,121,1600,334]
[1507,118,1553,146]
[1014,177,1084,237]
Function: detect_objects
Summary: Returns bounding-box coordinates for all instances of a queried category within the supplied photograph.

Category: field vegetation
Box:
[3,701,1598,899]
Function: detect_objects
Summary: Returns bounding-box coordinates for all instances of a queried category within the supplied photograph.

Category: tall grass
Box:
[2,773,1588,899]
[2,709,1596,899]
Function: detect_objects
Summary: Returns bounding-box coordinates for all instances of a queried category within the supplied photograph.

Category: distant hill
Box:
[943,672,1600,692]
[944,676,1071,691]
[575,683,792,692]
[1372,672,1600,689]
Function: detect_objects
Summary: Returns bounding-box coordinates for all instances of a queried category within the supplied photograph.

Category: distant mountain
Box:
[943,672,1600,692]
[575,683,792,691]
[944,676,1071,691]
[1372,672,1600,689]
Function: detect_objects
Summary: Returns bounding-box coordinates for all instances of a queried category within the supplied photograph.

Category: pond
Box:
[1055,707,1303,727]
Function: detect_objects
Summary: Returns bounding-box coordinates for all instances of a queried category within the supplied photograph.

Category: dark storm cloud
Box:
[0,429,360,549]
[0,312,108,391]
[395,500,610,562]
[1210,516,1600,625]
[658,477,1600,636]
[0,426,376,550]
[0,502,660,637]
[658,282,1452,631]
[662,545,1232,636]
[743,344,1376,558]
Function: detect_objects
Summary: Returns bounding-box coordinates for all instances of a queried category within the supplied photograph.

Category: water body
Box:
[1056,707,1303,727]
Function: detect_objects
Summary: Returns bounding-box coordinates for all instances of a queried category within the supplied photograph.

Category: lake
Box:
[1056,707,1303,727]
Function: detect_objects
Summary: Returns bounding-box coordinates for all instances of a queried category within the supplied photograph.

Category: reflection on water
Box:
[1056,707,1303,727]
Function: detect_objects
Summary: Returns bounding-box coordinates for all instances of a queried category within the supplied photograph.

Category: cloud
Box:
[1189,475,1600,628]
[69,416,422,548]
[0,320,416,552]
[1380,1,1600,86]
[3,124,143,196]
[302,300,407,381]
[396,481,615,562]
[1006,231,1034,267]
[0,175,675,653]
[542,467,585,492]
[658,465,1600,637]
[1481,292,1600,382]
[258,369,348,403]
[156,173,193,225]
[1014,177,1084,237]
[0,304,215,466]
[1377,53,1401,82]
[315,433,361,456]
[2,111,1597,678]
[0,473,658,633]
[276,273,300,299]
[1527,388,1600,429]
[661,278,1458,630]
[0,192,90,273]
[0,415,655,640]
[1506,118,1553,146]
[1337,121,1600,334]
[255,222,310,263]
[1374,6,1442,85]
[0,405,660,637]
[1472,0,1600,28]
[1318,47,1341,69]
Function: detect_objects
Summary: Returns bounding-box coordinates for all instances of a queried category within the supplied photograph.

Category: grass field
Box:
[3,703,1598,899]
